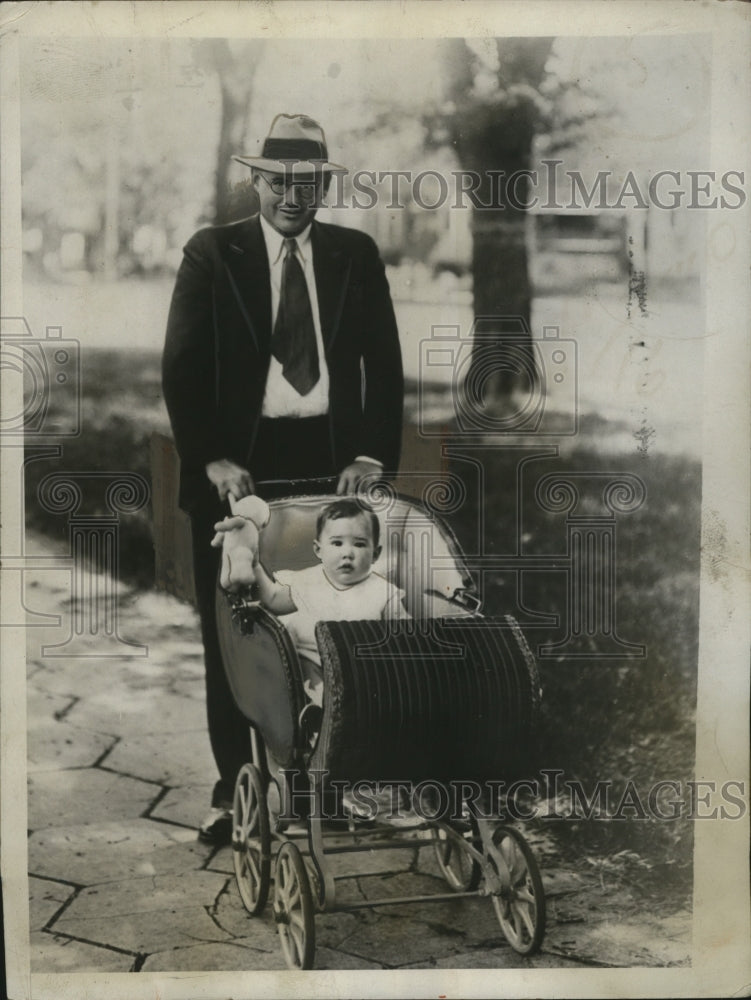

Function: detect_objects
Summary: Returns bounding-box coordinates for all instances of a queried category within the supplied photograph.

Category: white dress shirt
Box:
[259,215,329,417]
[257,215,382,469]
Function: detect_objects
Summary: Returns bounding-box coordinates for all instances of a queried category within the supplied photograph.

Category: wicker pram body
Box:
[215,492,545,968]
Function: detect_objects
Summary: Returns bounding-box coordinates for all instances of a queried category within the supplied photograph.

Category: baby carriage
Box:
[215,485,545,970]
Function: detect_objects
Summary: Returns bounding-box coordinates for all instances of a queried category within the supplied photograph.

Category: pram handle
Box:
[228,477,342,509]
[256,475,340,492]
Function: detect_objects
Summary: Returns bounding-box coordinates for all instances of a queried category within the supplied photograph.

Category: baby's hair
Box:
[316,498,380,547]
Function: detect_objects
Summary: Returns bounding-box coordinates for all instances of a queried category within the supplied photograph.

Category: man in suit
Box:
[162,114,403,842]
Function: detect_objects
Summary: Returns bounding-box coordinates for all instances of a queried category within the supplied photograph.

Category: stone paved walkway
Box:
[23,534,691,974]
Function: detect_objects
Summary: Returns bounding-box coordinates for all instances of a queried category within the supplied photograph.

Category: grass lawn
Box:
[23,337,700,914]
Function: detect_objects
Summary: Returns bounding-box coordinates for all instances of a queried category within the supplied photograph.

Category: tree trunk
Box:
[453,107,537,399]
[446,38,554,398]
[206,40,263,225]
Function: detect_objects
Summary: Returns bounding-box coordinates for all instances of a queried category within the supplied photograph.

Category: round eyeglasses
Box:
[258,172,321,202]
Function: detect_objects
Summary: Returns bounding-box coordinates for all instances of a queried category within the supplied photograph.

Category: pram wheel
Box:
[273,841,316,970]
[216,493,547,968]
[232,763,271,915]
[486,825,545,955]
[431,820,481,892]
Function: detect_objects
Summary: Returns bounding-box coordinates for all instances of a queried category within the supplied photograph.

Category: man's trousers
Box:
[190,415,337,807]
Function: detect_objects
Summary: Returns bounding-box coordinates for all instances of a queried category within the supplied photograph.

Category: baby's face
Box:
[314,514,380,587]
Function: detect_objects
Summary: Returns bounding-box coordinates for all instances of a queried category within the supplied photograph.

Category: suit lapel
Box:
[312,223,351,354]
[224,217,272,354]
[223,217,351,356]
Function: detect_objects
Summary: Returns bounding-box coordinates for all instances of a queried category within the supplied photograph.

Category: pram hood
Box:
[216,493,539,781]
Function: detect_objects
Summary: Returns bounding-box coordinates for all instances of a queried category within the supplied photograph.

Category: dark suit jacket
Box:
[162,215,404,513]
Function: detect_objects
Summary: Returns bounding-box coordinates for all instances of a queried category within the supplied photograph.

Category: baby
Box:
[214,497,409,705]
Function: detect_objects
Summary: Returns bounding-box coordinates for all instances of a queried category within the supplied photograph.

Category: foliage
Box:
[21,38,219,274]
[423,40,559,389]
[446,435,700,903]
[24,350,164,589]
[193,39,264,224]
[23,347,700,909]
[430,38,553,164]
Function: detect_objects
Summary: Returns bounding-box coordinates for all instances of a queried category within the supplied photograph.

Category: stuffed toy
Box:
[210,494,271,592]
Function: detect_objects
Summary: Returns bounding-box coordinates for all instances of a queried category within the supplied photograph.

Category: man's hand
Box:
[205,459,255,502]
[336,460,382,495]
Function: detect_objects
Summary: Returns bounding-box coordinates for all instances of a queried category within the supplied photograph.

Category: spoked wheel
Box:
[486,825,545,955]
[232,763,271,915]
[273,841,316,970]
[431,819,482,892]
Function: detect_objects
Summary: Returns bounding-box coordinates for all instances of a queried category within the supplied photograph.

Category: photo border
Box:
[1,2,749,998]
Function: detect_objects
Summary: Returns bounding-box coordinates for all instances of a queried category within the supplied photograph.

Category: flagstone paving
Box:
[21,539,691,975]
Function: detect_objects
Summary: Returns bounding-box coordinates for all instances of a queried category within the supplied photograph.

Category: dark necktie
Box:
[271,238,320,395]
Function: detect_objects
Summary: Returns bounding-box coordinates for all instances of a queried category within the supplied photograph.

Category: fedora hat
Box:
[232,113,346,175]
